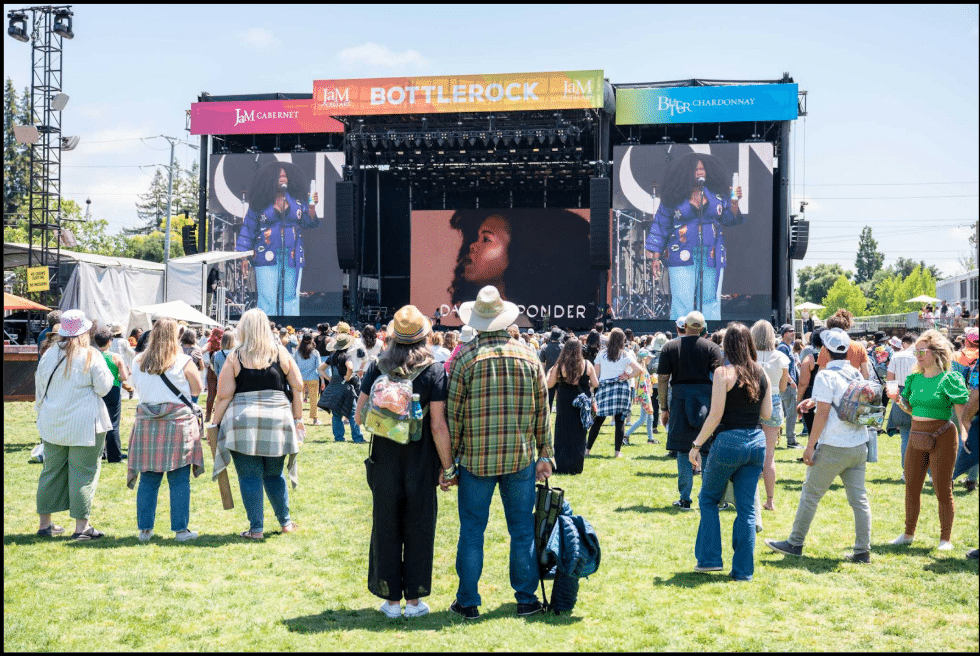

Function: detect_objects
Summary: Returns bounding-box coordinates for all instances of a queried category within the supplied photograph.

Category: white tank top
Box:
[132,352,194,403]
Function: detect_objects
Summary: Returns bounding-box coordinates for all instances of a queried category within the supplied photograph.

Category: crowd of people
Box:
[27,296,980,617]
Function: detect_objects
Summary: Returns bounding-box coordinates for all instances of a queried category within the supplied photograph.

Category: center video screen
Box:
[612,143,774,321]
[410,209,601,329]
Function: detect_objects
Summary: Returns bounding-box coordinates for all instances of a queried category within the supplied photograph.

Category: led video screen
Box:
[207,152,345,316]
[410,209,601,328]
[612,143,774,321]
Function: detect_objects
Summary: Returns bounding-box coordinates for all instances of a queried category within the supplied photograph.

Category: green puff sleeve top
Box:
[901,370,970,421]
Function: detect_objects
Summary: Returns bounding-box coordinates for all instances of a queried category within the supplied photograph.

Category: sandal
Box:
[71,527,105,541]
[281,521,299,534]
[37,524,65,537]
[239,530,264,540]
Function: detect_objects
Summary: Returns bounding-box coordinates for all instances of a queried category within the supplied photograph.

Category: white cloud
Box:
[337,42,427,69]
[238,28,281,51]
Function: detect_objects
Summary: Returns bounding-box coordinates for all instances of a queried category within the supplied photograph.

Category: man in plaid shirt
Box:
[446,285,554,620]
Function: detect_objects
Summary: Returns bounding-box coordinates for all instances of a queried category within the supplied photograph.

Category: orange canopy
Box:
[4,292,51,312]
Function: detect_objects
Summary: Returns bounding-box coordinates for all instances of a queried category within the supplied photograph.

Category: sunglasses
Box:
[914,348,932,357]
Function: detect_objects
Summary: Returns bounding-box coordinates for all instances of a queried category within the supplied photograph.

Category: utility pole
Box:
[163,136,176,301]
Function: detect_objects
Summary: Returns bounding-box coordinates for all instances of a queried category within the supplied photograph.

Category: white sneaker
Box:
[693,565,723,572]
[378,601,402,619]
[891,533,914,545]
[175,530,198,542]
[138,529,153,542]
[937,540,954,552]
[404,600,430,618]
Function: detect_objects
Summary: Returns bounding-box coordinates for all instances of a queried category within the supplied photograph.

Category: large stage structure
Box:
[191,70,807,331]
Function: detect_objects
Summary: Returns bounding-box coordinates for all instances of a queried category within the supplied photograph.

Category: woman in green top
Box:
[885,329,969,551]
[94,326,131,463]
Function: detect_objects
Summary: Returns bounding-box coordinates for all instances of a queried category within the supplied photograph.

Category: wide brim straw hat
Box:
[333,321,351,334]
[458,285,520,332]
[652,334,669,350]
[58,309,92,337]
[391,305,432,345]
[460,325,477,344]
[111,323,124,336]
[332,333,355,351]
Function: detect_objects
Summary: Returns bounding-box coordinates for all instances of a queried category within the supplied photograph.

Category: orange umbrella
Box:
[4,292,51,312]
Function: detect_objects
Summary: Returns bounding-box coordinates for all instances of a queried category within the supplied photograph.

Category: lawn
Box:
[4,397,978,651]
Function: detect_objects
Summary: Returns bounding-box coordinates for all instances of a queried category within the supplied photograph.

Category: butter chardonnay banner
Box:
[616,84,798,125]
[313,70,604,116]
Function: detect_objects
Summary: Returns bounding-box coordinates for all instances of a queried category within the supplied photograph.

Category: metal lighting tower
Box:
[7,5,74,307]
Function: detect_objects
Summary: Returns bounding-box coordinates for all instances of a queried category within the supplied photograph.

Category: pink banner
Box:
[190,99,344,135]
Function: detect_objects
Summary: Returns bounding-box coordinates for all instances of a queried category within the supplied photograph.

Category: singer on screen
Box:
[644,152,742,321]
[236,161,319,316]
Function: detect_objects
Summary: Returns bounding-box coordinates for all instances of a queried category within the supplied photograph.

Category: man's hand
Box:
[535,459,553,482]
[688,447,701,469]
[797,398,816,414]
[438,472,458,492]
[802,444,816,467]
[661,408,670,427]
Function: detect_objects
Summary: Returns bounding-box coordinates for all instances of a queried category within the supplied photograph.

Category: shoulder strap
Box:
[42,355,67,401]
[158,367,196,413]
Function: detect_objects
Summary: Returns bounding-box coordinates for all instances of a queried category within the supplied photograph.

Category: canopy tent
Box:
[60,259,164,328]
[166,250,252,310]
[905,295,942,304]
[4,292,50,312]
[126,300,221,338]
[794,302,825,311]
[4,242,166,271]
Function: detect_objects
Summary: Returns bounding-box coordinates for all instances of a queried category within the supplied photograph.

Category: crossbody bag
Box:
[158,369,203,431]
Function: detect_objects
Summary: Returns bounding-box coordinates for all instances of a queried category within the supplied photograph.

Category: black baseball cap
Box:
[779,324,795,335]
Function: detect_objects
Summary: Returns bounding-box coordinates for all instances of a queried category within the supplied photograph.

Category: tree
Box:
[796,263,852,306]
[3,77,30,226]
[854,226,885,285]
[892,257,942,281]
[960,221,978,272]
[821,274,868,319]
[128,158,200,236]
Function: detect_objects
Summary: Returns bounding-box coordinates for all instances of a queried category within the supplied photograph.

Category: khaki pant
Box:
[304,380,321,422]
[36,432,106,520]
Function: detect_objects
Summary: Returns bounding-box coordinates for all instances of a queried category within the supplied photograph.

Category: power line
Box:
[802,181,978,186]
[801,194,978,200]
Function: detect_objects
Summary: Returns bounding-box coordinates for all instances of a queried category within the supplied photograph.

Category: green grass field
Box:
[4,397,978,651]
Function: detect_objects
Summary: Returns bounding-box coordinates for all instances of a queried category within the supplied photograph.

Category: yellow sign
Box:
[26,267,49,292]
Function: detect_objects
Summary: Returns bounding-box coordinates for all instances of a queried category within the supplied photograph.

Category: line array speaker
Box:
[336,181,358,269]
[181,224,198,256]
[789,217,809,260]
[590,177,611,270]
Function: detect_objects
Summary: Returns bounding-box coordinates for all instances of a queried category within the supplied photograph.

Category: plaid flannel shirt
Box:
[447,330,553,477]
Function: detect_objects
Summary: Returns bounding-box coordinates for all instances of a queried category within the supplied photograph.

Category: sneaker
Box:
[966,548,979,560]
[937,540,954,552]
[899,473,906,483]
[786,442,805,449]
[403,600,429,618]
[378,601,402,619]
[672,499,693,511]
[718,502,732,510]
[890,533,914,546]
[755,524,764,534]
[693,564,723,572]
[764,539,803,556]
[138,529,153,543]
[449,600,480,620]
[517,600,544,617]
[965,481,977,493]
[175,530,198,542]
[844,551,871,564]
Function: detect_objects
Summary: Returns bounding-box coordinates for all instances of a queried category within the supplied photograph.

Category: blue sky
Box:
[4,4,978,280]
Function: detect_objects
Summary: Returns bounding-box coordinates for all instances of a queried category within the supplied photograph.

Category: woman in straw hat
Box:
[355,305,454,619]
[34,309,114,541]
[210,308,305,539]
[318,330,365,443]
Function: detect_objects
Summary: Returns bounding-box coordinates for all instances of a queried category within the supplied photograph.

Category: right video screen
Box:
[612,143,773,322]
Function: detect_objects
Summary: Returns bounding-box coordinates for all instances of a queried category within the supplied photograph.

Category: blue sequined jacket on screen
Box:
[644,191,743,269]
[236,193,319,268]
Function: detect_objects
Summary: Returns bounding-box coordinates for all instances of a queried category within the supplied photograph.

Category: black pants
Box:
[366,437,438,601]
[587,415,626,452]
[102,385,124,462]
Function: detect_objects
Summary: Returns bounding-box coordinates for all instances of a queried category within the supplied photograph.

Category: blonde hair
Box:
[220,330,236,351]
[444,330,459,352]
[235,308,279,369]
[138,317,181,375]
[57,332,95,378]
[913,329,953,373]
[750,320,777,352]
[431,331,444,347]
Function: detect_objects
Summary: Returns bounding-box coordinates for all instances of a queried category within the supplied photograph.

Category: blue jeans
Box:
[677,451,695,503]
[136,464,190,532]
[626,406,654,439]
[695,429,766,580]
[229,451,290,533]
[455,463,538,608]
[667,248,722,320]
[952,417,979,482]
[332,408,364,442]
[255,263,301,316]
[780,388,798,443]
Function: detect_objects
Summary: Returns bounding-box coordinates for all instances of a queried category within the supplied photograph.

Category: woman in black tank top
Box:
[796,329,825,436]
[686,323,773,581]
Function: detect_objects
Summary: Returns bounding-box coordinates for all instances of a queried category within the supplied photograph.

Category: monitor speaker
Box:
[181,224,198,256]
[789,217,810,260]
[336,181,358,269]
[590,177,611,270]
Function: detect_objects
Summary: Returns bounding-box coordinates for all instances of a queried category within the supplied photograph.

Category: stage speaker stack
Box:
[789,217,810,260]
[181,224,198,256]
[589,177,611,270]
[336,181,358,269]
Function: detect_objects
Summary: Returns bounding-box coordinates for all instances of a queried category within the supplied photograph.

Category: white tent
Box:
[58,254,165,327]
[905,294,942,304]
[126,300,221,337]
[166,250,252,309]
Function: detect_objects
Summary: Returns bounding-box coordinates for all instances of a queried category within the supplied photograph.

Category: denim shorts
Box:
[759,392,784,428]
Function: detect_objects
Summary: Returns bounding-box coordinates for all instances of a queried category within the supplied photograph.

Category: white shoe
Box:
[891,533,914,545]
[937,540,954,552]
[693,565,723,572]
[175,529,198,542]
[378,601,402,619]
[138,529,153,543]
[404,600,430,618]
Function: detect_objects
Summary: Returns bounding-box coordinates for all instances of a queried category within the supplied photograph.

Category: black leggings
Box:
[587,415,625,452]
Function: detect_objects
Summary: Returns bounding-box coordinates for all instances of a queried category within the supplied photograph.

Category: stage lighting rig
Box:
[7,10,28,41]
[52,8,72,39]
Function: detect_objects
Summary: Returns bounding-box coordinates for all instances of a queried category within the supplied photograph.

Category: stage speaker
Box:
[181,224,198,256]
[789,217,810,260]
[336,181,358,269]
[590,177,611,270]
